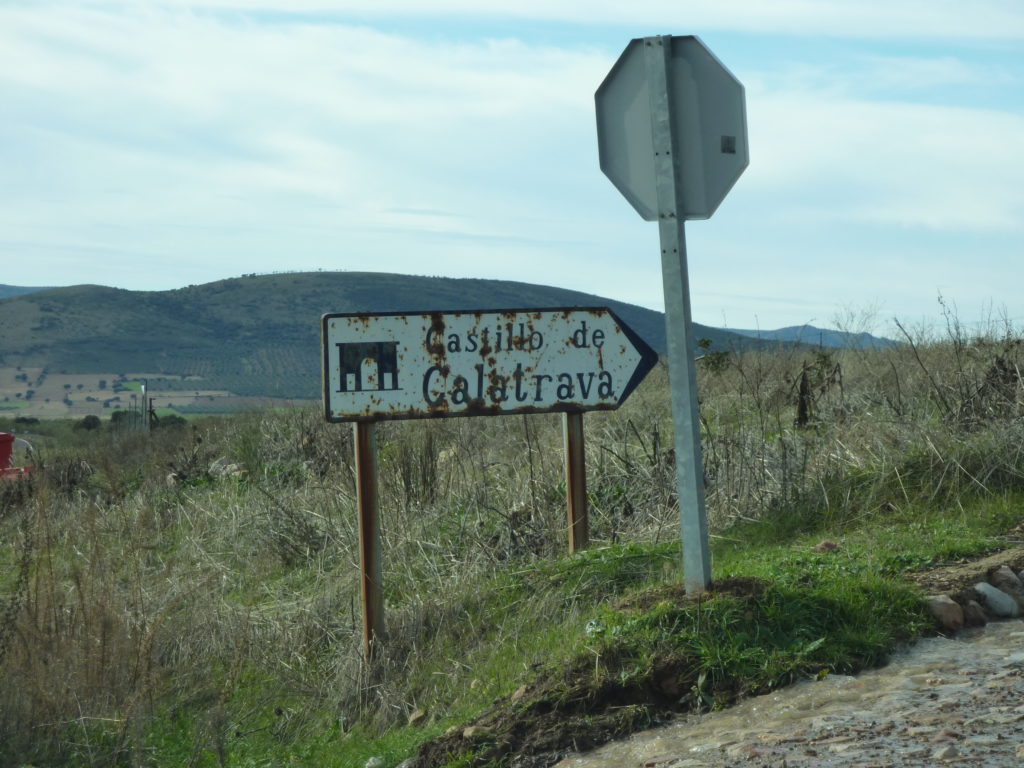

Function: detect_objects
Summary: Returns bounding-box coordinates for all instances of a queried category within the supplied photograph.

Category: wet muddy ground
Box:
[554,619,1024,767]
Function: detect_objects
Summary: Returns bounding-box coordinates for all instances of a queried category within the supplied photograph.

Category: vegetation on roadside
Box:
[1,312,1023,767]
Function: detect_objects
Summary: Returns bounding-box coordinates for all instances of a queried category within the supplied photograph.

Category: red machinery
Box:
[0,431,31,479]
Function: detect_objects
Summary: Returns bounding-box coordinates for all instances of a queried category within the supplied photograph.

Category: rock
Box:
[989,565,1024,607]
[585,618,605,637]
[395,760,417,768]
[407,708,427,727]
[209,456,244,477]
[926,595,964,630]
[463,725,491,740]
[365,758,385,768]
[642,756,678,767]
[963,599,988,627]
[973,582,1020,618]
[932,744,959,760]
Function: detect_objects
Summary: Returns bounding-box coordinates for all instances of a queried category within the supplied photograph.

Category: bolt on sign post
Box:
[322,307,657,658]
[596,35,749,593]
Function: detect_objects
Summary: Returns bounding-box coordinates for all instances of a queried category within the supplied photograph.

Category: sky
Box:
[1,1,1022,334]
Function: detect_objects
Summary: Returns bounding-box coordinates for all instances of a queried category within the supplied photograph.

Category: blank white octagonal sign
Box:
[596,35,748,221]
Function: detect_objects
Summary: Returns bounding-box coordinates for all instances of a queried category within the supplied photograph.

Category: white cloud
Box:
[858,55,1017,91]
[20,0,1024,40]
[0,6,608,246]
[744,92,1024,232]
[2,2,1023,329]
[745,55,1019,101]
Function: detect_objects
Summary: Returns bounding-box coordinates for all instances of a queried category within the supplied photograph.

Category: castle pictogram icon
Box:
[335,341,401,393]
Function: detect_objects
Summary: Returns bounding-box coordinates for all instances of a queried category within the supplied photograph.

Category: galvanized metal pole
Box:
[644,36,712,592]
[563,411,589,553]
[353,421,384,659]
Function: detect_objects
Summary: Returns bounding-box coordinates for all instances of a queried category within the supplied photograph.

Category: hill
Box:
[0,272,753,401]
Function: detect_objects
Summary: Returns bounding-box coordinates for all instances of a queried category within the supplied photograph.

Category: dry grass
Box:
[2,318,1024,764]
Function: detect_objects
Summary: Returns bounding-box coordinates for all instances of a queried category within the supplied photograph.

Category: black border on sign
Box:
[320,307,658,424]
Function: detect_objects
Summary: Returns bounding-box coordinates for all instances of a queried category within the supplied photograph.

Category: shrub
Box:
[74,415,101,431]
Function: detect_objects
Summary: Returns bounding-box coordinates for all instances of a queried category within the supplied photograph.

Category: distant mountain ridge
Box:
[0,284,55,300]
[731,325,896,349]
[0,272,755,399]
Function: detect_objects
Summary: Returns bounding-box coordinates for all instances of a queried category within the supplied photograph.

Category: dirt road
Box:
[554,619,1024,767]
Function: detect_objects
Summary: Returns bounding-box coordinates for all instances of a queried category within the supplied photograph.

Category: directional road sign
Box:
[595,35,748,221]
[322,308,657,422]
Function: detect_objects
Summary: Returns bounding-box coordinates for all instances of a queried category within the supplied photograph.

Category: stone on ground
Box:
[973,582,1020,617]
[926,595,964,630]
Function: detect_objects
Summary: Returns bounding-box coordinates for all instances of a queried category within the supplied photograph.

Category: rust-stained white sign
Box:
[322,307,657,422]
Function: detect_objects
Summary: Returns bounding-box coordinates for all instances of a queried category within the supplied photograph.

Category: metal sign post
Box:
[322,306,656,657]
[596,35,748,592]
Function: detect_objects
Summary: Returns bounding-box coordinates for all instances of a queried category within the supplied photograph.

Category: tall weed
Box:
[1,318,1023,764]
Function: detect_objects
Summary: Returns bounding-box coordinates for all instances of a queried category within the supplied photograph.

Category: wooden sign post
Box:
[563,411,588,553]
[353,421,383,660]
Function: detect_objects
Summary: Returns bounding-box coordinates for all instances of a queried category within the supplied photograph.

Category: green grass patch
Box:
[409,490,1023,768]
[716,490,1023,581]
